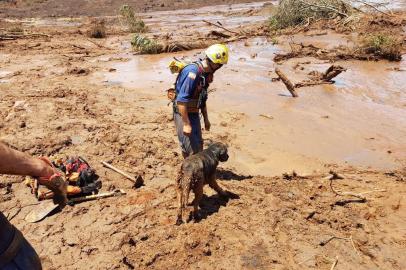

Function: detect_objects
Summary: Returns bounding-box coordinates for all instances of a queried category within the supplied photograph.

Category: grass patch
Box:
[87,19,106,38]
[7,26,24,34]
[361,34,402,61]
[269,0,353,30]
[119,5,147,33]
[131,35,162,54]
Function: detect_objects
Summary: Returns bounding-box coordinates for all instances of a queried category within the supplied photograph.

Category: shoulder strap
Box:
[174,62,203,90]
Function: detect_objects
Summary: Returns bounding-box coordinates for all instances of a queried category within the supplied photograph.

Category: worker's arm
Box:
[201,105,210,131]
[177,102,192,136]
[0,142,68,206]
[0,142,54,177]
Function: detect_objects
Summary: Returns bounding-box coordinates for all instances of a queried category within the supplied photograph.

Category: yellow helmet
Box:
[205,44,229,65]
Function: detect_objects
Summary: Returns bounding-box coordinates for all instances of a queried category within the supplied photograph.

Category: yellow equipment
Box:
[168,59,187,74]
[205,44,229,65]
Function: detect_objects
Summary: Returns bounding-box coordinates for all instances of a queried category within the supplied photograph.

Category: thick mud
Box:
[0,0,266,18]
[0,1,405,270]
[99,38,406,176]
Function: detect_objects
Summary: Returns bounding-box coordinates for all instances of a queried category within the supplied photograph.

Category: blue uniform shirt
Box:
[175,64,200,103]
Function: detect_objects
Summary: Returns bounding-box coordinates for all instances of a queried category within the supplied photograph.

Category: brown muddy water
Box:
[96,37,406,176]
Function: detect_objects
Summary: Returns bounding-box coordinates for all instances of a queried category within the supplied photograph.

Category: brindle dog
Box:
[176,142,237,225]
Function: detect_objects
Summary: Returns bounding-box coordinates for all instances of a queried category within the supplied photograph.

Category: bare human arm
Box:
[0,142,54,177]
[177,102,192,136]
[0,142,67,206]
[201,105,210,131]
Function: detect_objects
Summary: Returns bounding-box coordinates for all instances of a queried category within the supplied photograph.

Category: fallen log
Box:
[275,68,298,97]
[202,20,240,35]
[209,30,231,39]
[322,65,346,81]
[0,32,50,41]
[295,65,346,88]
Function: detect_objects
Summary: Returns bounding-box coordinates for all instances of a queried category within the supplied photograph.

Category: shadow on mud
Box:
[196,192,240,221]
[217,168,253,181]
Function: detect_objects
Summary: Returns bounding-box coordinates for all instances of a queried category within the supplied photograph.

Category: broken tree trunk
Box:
[295,65,346,88]
[322,65,346,81]
[275,68,298,97]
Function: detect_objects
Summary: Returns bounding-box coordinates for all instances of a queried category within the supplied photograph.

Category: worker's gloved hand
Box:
[37,157,68,208]
[183,123,192,137]
[204,119,211,131]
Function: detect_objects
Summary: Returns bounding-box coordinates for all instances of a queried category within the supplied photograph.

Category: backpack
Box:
[166,58,205,105]
[54,156,101,194]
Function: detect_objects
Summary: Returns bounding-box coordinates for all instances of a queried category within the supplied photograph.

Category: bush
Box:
[131,35,162,54]
[119,5,147,33]
[7,26,24,33]
[88,20,106,38]
[270,0,353,29]
[361,34,402,61]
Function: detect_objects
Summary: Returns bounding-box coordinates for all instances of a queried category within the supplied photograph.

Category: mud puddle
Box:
[4,17,83,27]
[95,36,406,176]
[141,1,274,34]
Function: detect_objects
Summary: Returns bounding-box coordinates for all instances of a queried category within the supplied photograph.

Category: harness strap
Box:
[172,62,207,114]
[0,227,24,268]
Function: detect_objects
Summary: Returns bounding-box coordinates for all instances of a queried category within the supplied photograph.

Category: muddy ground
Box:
[0,0,265,17]
[1,1,406,269]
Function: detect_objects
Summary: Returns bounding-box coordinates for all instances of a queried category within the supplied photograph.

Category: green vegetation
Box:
[88,20,106,38]
[119,5,147,33]
[131,35,162,54]
[7,26,24,33]
[269,0,353,30]
[361,34,402,61]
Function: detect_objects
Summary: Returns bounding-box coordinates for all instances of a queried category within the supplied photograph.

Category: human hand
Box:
[37,157,68,208]
[183,124,192,136]
[204,120,211,131]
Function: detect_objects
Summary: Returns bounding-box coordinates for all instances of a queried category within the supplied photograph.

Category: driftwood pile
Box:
[275,65,346,97]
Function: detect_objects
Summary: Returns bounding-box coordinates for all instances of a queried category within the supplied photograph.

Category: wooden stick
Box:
[275,68,298,97]
[352,0,391,16]
[319,236,349,246]
[86,38,112,50]
[330,179,386,200]
[69,189,126,203]
[330,256,338,270]
[259,114,274,119]
[101,161,143,187]
[202,20,239,35]
[323,65,346,81]
[349,235,362,259]
[210,30,231,38]
[295,81,333,88]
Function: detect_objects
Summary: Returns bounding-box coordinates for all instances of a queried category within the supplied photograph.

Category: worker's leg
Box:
[188,113,203,153]
[0,212,42,270]
[2,237,42,270]
[174,111,203,158]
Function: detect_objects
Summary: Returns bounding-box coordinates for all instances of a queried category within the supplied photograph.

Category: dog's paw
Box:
[193,212,202,222]
[225,191,240,199]
[175,218,184,226]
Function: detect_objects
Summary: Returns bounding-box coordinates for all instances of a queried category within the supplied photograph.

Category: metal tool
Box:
[25,189,126,223]
[101,161,144,188]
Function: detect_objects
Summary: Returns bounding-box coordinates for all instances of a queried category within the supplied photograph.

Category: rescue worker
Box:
[173,44,229,158]
[0,142,68,270]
